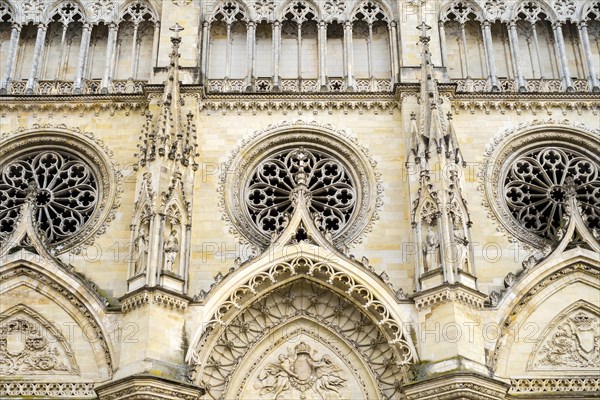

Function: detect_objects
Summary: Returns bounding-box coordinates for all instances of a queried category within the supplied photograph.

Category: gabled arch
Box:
[187,187,417,398]
[45,0,88,24]
[509,0,558,23]
[0,253,115,380]
[0,0,15,23]
[0,304,79,375]
[488,249,600,375]
[119,0,158,24]
[350,0,392,23]
[439,0,485,23]
[277,0,320,23]
[580,0,600,21]
[208,0,250,24]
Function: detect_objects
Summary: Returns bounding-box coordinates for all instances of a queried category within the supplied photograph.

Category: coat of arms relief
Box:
[255,342,347,399]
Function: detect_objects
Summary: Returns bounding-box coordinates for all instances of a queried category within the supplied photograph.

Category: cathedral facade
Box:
[0,0,599,399]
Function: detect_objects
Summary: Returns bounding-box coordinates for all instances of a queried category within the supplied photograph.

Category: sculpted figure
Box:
[423,226,440,272]
[163,229,179,273]
[454,227,470,272]
[133,226,148,275]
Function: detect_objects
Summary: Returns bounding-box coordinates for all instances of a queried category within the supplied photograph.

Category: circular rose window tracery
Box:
[504,146,599,242]
[222,123,381,249]
[0,128,118,254]
[484,125,600,248]
[246,147,356,236]
[0,150,98,244]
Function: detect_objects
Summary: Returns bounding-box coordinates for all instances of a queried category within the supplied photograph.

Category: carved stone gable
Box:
[529,305,600,370]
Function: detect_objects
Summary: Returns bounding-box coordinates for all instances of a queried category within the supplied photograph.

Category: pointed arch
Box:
[209,0,250,23]
[0,253,114,380]
[509,0,558,23]
[0,304,79,375]
[277,0,321,22]
[118,0,159,23]
[0,0,15,23]
[527,300,600,371]
[349,0,393,22]
[488,249,600,375]
[439,0,485,23]
[188,194,417,398]
[45,0,88,24]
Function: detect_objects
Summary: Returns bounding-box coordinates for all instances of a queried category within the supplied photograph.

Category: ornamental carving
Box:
[480,120,600,248]
[191,279,412,400]
[0,151,98,245]
[529,307,600,370]
[503,146,599,243]
[0,312,78,375]
[246,147,355,239]
[221,121,382,250]
[0,127,120,254]
[256,342,347,399]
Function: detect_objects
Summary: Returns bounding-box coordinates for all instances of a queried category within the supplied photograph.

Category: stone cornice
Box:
[95,375,204,400]
[413,283,487,310]
[120,287,191,313]
[402,372,509,400]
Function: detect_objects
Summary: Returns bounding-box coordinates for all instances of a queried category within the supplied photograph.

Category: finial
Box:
[170,23,184,39]
[417,21,431,43]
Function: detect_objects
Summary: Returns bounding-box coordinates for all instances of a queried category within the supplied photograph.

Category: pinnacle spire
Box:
[136,23,198,170]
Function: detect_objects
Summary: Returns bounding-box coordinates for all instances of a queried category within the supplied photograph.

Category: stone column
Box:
[438,21,448,68]
[1,23,21,94]
[200,21,210,83]
[318,21,327,90]
[225,23,232,79]
[553,22,574,91]
[578,22,600,92]
[367,23,373,86]
[481,21,499,91]
[130,23,139,79]
[101,23,117,93]
[245,21,255,91]
[508,21,526,92]
[344,21,354,91]
[272,21,281,90]
[389,21,399,85]
[74,23,92,94]
[459,23,470,78]
[296,23,302,83]
[151,21,160,70]
[26,23,47,95]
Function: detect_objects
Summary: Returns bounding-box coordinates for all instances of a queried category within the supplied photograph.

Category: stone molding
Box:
[402,373,509,400]
[0,382,96,398]
[95,375,203,400]
[120,288,189,313]
[509,377,600,395]
[414,284,487,310]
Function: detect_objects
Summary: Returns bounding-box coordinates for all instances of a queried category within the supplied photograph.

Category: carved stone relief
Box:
[255,341,348,399]
[529,306,600,370]
[0,309,78,376]
[191,279,412,400]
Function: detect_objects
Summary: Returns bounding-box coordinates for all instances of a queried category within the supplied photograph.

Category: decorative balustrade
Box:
[452,78,593,93]
[206,77,392,93]
[4,80,146,95]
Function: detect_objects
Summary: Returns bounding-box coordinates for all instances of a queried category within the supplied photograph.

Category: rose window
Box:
[503,146,600,243]
[0,150,98,244]
[246,147,356,237]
